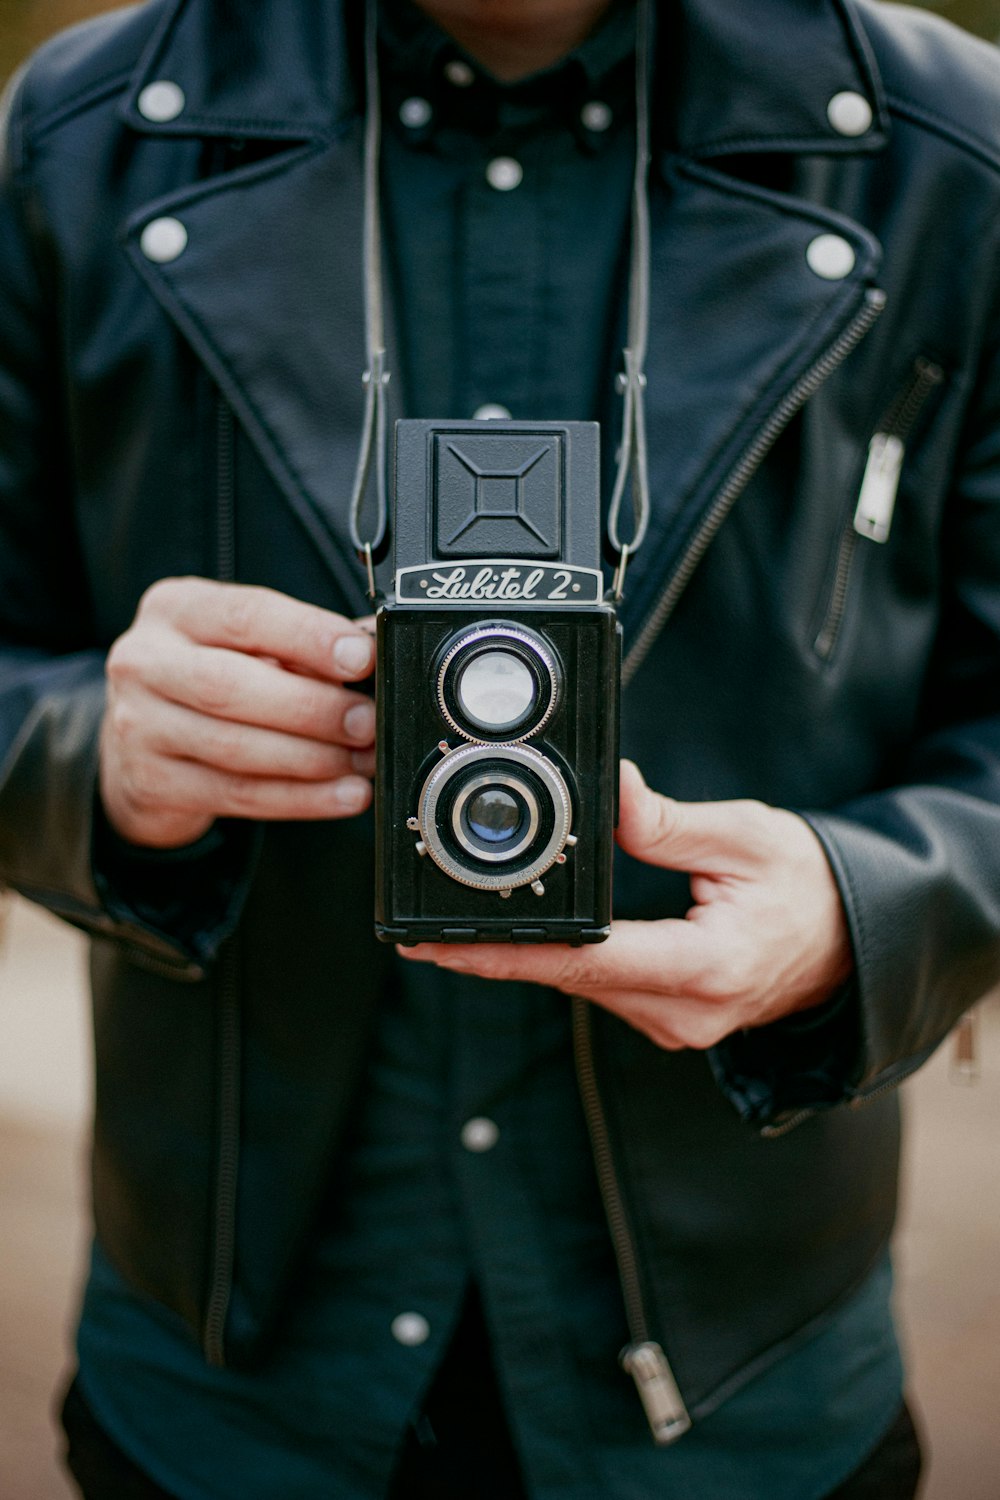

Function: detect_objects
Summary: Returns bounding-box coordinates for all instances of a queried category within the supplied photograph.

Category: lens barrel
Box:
[436,624,560,744]
[415,742,573,892]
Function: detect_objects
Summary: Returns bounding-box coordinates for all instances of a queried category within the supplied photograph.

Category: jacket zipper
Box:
[582,295,887,1406]
[623,289,887,687]
[814,356,943,661]
[572,999,693,1444]
[204,941,242,1365]
[204,396,242,1367]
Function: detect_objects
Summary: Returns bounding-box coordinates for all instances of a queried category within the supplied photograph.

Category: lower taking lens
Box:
[466,787,522,844]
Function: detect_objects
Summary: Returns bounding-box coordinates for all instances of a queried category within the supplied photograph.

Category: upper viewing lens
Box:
[456,650,536,730]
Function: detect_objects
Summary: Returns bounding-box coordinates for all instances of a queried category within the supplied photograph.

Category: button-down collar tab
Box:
[380,0,635,149]
[444,58,476,89]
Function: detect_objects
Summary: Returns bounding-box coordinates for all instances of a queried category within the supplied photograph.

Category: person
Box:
[1,0,998,1495]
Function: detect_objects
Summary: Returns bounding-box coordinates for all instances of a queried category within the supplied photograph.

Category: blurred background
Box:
[1,1,999,1497]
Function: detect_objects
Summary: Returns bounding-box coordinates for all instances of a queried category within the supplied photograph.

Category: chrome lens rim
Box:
[436,625,560,744]
[450,773,541,864]
[417,742,572,891]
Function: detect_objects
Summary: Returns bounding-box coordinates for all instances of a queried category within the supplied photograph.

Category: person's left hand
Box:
[399,760,854,1051]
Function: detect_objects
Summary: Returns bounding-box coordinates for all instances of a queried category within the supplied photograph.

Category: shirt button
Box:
[826,91,873,138]
[472,404,512,421]
[391,1312,431,1347]
[805,233,856,281]
[399,96,433,129]
[137,80,186,123]
[140,217,188,264]
[486,156,523,192]
[580,100,613,133]
[444,59,475,88]
[461,1117,500,1153]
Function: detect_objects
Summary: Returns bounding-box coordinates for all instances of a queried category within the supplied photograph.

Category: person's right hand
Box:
[99,578,377,849]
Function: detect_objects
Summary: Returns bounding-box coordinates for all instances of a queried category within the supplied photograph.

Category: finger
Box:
[398,917,710,995]
[616,760,774,874]
[350,747,377,777]
[139,578,376,682]
[120,755,372,823]
[125,636,376,745]
[143,696,365,781]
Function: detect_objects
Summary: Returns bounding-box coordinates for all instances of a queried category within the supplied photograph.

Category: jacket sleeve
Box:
[713,282,1000,1131]
[0,68,252,979]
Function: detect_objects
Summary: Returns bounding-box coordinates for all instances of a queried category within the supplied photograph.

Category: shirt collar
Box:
[377,0,638,144]
[121,0,888,162]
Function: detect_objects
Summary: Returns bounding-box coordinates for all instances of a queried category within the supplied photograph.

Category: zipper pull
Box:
[853,432,905,544]
[621,1342,692,1445]
[950,1009,980,1084]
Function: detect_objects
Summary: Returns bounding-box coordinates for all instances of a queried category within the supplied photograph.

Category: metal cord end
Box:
[611,542,631,601]
[362,541,376,600]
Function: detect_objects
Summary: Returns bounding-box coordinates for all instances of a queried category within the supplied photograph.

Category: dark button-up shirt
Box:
[77,4,902,1496]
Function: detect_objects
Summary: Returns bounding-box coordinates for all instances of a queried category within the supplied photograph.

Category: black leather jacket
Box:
[1,0,999,1428]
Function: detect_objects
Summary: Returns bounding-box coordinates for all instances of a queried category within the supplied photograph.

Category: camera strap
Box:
[349,0,654,603]
[348,0,391,600]
[607,0,653,600]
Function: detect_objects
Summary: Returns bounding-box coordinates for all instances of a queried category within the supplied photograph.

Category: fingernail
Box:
[334,635,374,676]
[344,701,376,744]
[332,776,370,811]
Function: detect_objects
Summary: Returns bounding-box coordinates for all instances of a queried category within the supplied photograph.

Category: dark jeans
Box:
[61,1296,923,1500]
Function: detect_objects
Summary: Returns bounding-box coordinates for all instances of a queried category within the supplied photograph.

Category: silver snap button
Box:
[399,96,433,129]
[486,157,523,192]
[472,404,512,421]
[140,217,188,264]
[445,59,475,88]
[580,101,613,133]
[461,1117,500,1153]
[806,233,855,281]
[826,91,873,138]
[391,1312,430,1347]
[137,80,186,123]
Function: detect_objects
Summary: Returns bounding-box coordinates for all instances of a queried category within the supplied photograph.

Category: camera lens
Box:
[450,772,539,863]
[415,743,573,892]
[464,786,525,845]
[437,624,561,744]
[455,651,537,732]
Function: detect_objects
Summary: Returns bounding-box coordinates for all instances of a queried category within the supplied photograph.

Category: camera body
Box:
[375,419,620,945]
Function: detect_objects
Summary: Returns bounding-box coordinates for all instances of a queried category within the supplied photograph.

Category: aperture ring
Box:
[417,743,572,891]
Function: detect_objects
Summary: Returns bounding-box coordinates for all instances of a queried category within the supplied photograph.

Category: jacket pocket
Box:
[813,356,945,663]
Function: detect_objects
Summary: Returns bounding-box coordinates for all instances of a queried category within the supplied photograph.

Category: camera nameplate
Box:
[397,560,603,606]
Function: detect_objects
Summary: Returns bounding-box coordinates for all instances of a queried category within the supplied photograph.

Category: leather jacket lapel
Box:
[118,0,887,622]
[665,0,888,159]
[123,130,391,611]
[122,0,359,142]
[617,158,884,640]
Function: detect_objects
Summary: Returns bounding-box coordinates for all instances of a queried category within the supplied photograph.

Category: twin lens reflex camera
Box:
[375,420,620,946]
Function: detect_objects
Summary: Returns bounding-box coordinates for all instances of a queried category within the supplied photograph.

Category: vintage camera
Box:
[375,420,620,945]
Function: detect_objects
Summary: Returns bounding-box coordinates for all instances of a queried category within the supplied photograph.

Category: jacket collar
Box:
[122,0,889,158]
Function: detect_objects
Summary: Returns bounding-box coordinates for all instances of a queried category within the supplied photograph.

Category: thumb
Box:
[616,760,765,873]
